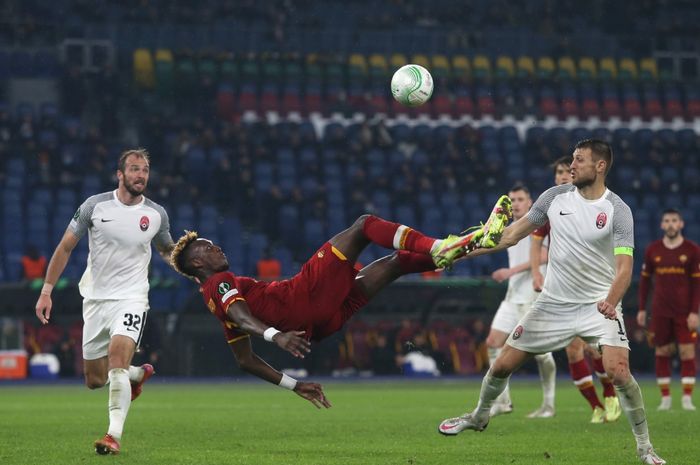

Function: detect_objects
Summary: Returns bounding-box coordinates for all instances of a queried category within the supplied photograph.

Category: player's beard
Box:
[664,229,679,239]
[572,172,595,189]
[124,178,146,197]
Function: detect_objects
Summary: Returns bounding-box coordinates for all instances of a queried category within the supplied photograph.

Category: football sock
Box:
[615,376,651,450]
[534,353,556,408]
[681,358,696,396]
[569,359,603,409]
[396,250,437,273]
[474,371,510,422]
[362,215,436,254]
[128,365,144,383]
[592,356,616,398]
[107,368,132,440]
[655,355,671,398]
[488,346,511,405]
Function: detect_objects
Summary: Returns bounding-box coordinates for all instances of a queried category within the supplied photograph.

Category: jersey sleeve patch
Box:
[221,287,239,304]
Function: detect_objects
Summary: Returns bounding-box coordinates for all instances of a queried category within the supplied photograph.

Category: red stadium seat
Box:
[623,99,642,119]
[665,100,684,120]
[602,98,622,119]
[431,94,453,116]
[539,96,558,117]
[476,95,495,116]
[643,99,663,119]
[560,97,579,118]
[581,98,600,118]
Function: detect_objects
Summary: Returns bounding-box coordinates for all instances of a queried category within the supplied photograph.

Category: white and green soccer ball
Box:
[391,64,434,107]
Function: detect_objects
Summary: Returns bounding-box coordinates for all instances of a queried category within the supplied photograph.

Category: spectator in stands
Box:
[21,244,47,281]
[256,247,282,281]
[370,333,399,375]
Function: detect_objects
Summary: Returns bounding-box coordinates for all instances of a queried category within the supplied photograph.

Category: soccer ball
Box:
[391,64,434,107]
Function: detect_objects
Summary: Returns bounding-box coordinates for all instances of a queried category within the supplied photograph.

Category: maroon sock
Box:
[656,355,672,397]
[570,360,603,409]
[681,358,696,396]
[362,215,436,254]
[592,356,616,398]
[396,251,437,274]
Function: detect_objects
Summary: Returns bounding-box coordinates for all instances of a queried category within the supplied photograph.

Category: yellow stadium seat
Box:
[369,54,388,72]
[390,53,408,70]
[619,58,638,79]
[431,54,450,78]
[155,49,173,63]
[348,53,368,75]
[599,57,617,79]
[411,54,430,68]
[537,56,555,78]
[133,48,155,89]
[639,58,658,80]
[516,56,535,77]
[578,57,597,79]
[557,56,576,78]
[451,55,471,79]
[496,56,515,78]
[472,55,491,79]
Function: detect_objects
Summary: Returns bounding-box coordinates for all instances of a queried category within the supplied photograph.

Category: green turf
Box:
[0,379,695,464]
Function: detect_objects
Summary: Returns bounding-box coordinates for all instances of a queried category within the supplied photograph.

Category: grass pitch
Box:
[0,378,695,465]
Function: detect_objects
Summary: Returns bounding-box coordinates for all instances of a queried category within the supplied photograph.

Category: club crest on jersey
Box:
[139,215,150,231]
[595,212,607,229]
[679,254,688,263]
[317,250,325,258]
[218,282,231,295]
[513,325,524,340]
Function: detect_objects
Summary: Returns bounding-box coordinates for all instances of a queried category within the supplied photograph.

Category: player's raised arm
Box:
[228,333,331,408]
[35,228,80,324]
[468,215,540,259]
[226,300,311,358]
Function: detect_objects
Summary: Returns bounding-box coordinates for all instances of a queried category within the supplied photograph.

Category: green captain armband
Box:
[614,246,634,256]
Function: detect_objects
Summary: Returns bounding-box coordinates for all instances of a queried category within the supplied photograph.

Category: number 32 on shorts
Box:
[123,312,145,333]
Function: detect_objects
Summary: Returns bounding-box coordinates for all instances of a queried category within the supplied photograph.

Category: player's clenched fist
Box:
[597,301,616,320]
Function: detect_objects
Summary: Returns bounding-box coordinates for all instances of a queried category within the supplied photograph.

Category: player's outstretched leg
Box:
[353,251,436,301]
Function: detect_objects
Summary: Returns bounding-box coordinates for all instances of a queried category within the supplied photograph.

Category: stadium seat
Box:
[348,53,368,77]
[557,56,576,79]
[451,55,470,80]
[133,48,155,89]
[472,55,491,80]
[639,58,658,81]
[536,57,555,79]
[495,56,515,79]
[410,54,430,69]
[430,54,450,79]
[368,54,388,79]
[599,57,618,80]
[389,53,408,71]
[516,56,535,78]
[578,57,597,79]
[619,58,638,80]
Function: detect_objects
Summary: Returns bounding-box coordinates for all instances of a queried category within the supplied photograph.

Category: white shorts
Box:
[82,299,149,360]
[491,301,531,334]
[506,300,630,354]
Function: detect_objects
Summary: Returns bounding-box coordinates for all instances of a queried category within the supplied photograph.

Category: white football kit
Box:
[491,235,544,334]
[506,184,635,353]
[69,190,173,359]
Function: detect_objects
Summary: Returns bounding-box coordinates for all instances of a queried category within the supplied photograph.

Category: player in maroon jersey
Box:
[169,206,511,407]
[529,156,620,423]
[637,208,700,411]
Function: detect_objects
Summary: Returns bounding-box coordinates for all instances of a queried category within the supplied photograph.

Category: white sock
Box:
[488,346,511,405]
[128,365,144,383]
[535,353,556,408]
[474,370,510,421]
[615,376,651,450]
[107,368,132,440]
[430,239,442,254]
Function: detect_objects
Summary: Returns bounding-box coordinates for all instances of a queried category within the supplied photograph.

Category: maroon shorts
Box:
[291,242,368,341]
[649,313,698,346]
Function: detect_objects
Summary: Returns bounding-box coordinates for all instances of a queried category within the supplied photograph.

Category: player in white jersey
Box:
[530,156,621,423]
[35,149,174,455]
[439,140,666,465]
[485,184,556,418]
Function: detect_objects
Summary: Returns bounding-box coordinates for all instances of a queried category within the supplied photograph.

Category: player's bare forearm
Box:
[604,254,633,308]
[158,242,175,266]
[227,301,269,338]
[44,230,80,285]
[230,337,283,385]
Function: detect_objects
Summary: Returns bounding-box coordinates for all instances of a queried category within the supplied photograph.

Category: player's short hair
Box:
[118,148,150,173]
[550,156,571,174]
[574,139,613,175]
[662,208,683,219]
[509,183,530,196]
[171,230,200,279]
